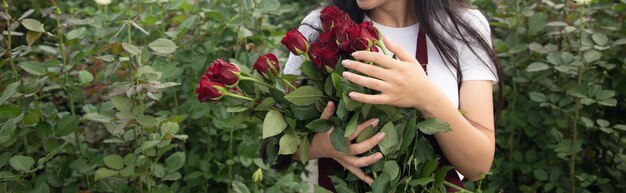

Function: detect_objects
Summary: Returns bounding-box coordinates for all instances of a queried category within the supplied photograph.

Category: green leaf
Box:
[284,86,323,106]
[66,27,86,40]
[257,0,280,12]
[371,172,390,193]
[300,61,322,80]
[528,92,547,102]
[122,42,140,55]
[21,18,45,32]
[409,177,434,186]
[262,110,287,138]
[139,140,160,151]
[416,118,451,135]
[526,62,550,72]
[19,61,45,76]
[94,168,118,180]
[55,115,80,136]
[329,176,356,193]
[83,113,112,123]
[330,127,349,154]
[78,70,94,84]
[0,104,21,119]
[255,98,276,111]
[165,152,185,171]
[420,159,439,178]
[434,165,454,184]
[592,33,608,45]
[162,172,182,181]
[103,154,124,170]
[383,160,400,181]
[0,81,20,105]
[9,155,34,172]
[26,31,42,46]
[232,181,251,193]
[149,38,178,54]
[314,185,333,193]
[299,136,309,164]
[379,122,398,156]
[584,50,602,63]
[356,124,376,143]
[278,132,300,155]
[533,169,548,180]
[400,117,417,151]
[344,113,359,137]
[305,119,333,132]
[111,96,132,112]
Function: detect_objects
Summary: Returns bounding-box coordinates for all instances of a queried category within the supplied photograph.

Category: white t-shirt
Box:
[287,9,498,187]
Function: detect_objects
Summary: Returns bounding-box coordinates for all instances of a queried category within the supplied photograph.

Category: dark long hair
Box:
[335,0,504,124]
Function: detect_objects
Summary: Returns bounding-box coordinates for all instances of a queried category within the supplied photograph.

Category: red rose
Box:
[196,79,225,103]
[202,59,240,86]
[360,21,380,41]
[281,29,309,55]
[351,27,377,52]
[320,6,351,32]
[309,41,340,70]
[318,31,336,45]
[335,23,367,52]
[253,53,280,77]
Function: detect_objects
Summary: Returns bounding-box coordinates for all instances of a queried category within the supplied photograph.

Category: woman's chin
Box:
[356,0,382,10]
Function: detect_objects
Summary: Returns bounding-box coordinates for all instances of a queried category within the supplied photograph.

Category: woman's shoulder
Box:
[294,9,322,40]
[459,9,490,34]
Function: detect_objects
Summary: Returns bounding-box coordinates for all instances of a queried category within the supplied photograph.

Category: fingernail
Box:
[351,52,360,57]
[371,119,379,127]
[378,132,385,140]
[342,60,351,66]
[348,92,357,99]
[342,71,352,78]
[375,153,383,160]
[367,180,373,186]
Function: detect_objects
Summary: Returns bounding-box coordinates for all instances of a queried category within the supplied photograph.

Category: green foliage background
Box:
[0,0,624,192]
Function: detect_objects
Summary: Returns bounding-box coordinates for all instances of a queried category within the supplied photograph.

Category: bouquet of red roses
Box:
[196,6,457,193]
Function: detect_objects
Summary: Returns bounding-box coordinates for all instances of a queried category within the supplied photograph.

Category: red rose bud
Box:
[253,53,280,77]
[360,21,380,41]
[281,29,309,55]
[196,79,225,103]
[320,6,351,32]
[309,42,340,70]
[203,59,240,86]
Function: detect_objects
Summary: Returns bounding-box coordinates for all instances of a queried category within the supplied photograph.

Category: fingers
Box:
[349,132,385,155]
[382,37,419,64]
[341,60,391,80]
[347,118,379,141]
[320,101,335,120]
[337,159,374,185]
[340,152,383,168]
[342,71,390,92]
[348,92,389,105]
[351,50,398,69]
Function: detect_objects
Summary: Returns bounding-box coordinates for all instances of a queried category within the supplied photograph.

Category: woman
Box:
[282,0,502,191]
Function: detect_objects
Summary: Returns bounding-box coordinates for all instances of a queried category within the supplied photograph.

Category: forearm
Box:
[419,91,495,181]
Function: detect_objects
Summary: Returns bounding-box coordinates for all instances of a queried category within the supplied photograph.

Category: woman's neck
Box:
[366,0,418,28]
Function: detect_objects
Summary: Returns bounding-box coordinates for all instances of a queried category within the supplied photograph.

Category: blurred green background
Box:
[0,0,624,192]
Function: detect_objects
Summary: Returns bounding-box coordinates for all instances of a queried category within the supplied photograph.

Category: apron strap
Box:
[416,29,428,73]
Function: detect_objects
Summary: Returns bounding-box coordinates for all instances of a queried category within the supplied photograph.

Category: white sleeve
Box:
[283,10,322,75]
[459,9,498,83]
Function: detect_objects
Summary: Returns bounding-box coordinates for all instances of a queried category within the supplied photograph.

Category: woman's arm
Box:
[341,37,495,181]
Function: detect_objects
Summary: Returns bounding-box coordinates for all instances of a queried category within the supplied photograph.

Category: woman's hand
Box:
[307,101,385,185]
[341,37,437,112]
